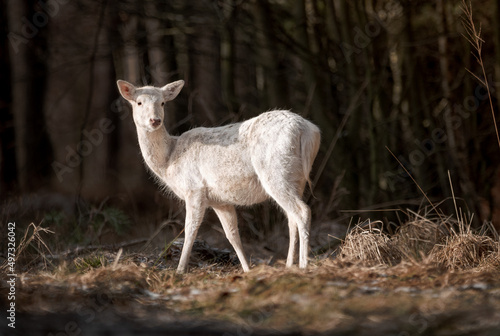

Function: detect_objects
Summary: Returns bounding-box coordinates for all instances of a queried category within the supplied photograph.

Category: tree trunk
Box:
[185,0,225,125]
[253,0,289,109]
[6,0,53,193]
[144,0,179,128]
[0,2,16,197]
[114,1,152,197]
[338,0,362,207]
[494,0,500,116]
[232,4,258,119]
[293,0,333,140]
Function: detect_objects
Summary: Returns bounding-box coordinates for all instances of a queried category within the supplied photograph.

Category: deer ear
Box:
[161,80,184,101]
[117,80,136,101]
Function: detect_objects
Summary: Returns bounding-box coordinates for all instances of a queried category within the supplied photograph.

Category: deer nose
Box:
[150,118,162,127]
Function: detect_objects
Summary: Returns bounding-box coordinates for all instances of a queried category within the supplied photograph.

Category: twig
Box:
[308,79,368,202]
[153,228,185,267]
[112,248,123,269]
[385,146,443,220]
[447,170,462,230]
[47,238,148,259]
[141,219,184,251]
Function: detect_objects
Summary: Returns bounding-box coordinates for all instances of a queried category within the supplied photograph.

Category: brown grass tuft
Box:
[0,222,54,273]
[79,263,147,289]
[393,216,448,261]
[431,233,498,270]
[338,223,401,266]
[336,210,500,272]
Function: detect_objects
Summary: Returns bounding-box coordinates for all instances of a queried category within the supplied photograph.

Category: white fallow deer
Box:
[117,79,321,273]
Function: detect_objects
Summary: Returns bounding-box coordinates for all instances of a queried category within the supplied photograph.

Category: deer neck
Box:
[136,126,174,178]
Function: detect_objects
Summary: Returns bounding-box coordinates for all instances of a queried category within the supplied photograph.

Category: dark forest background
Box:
[3,0,500,250]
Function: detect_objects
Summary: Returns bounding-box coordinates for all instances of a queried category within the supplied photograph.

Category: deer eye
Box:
[161,102,165,106]
[137,102,142,106]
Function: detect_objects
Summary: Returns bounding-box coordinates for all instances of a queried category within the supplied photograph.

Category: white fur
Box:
[117,79,321,273]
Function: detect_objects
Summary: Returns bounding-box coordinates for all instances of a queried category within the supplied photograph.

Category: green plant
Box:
[76,201,132,244]
[74,254,106,271]
[43,210,68,228]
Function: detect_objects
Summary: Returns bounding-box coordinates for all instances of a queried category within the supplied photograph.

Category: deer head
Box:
[117,80,184,132]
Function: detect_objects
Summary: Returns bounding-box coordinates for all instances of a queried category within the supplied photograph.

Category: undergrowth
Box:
[43,204,131,246]
[337,209,500,271]
[3,200,500,335]
[5,202,500,278]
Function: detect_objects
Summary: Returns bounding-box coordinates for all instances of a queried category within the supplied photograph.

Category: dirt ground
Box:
[2,244,500,336]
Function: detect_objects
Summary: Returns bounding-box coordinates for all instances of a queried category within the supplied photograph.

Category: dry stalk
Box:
[386,147,444,221]
[3,222,55,271]
[0,224,51,273]
[461,0,500,151]
[17,223,53,258]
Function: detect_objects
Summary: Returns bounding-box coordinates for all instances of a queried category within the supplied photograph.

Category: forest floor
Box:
[3,218,500,336]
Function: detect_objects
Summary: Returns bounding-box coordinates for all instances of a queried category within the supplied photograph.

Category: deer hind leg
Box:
[282,199,311,269]
[282,181,309,268]
[286,218,298,267]
[276,197,311,268]
[257,169,311,268]
[296,202,311,268]
[177,198,207,274]
[212,204,250,272]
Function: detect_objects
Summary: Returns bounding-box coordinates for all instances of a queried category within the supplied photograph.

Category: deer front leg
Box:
[213,204,250,272]
[177,198,206,274]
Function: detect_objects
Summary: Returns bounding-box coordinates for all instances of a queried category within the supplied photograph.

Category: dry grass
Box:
[461,0,500,151]
[13,247,500,334]
[337,209,499,273]
[9,208,500,280]
[394,218,446,260]
[0,222,54,274]
[5,206,500,334]
[337,222,401,266]
[432,233,499,270]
